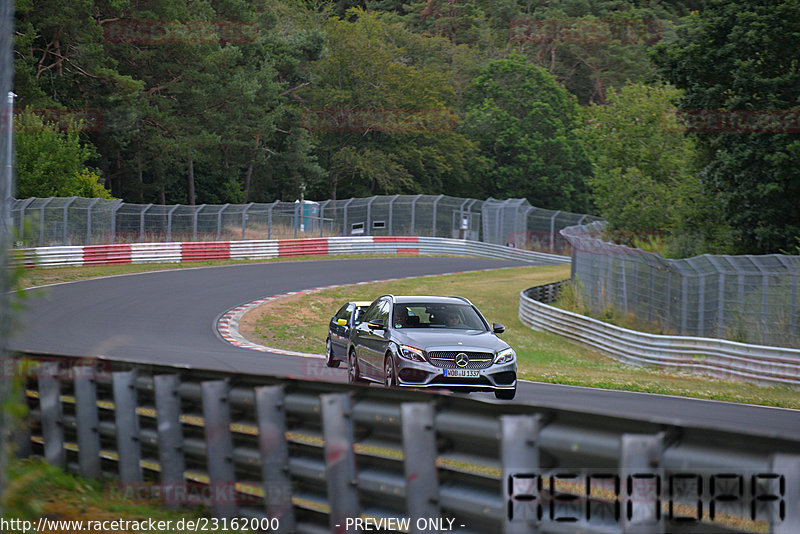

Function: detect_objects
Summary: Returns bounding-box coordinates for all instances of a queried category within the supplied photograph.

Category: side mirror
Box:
[337,318,347,326]
[492,323,505,334]
[368,319,385,330]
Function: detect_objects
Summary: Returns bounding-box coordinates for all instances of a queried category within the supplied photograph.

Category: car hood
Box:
[393,329,509,353]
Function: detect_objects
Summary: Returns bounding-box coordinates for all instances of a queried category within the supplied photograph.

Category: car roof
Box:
[391,295,471,305]
[353,301,372,307]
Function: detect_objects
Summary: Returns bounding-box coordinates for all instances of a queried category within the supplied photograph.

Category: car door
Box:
[359,298,391,379]
[330,303,354,357]
[352,300,381,376]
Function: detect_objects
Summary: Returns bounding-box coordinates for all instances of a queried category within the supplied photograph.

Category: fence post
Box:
[16,197,34,242]
[268,201,277,239]
[201,379,237,518]
[217,204,229,241]
[62,196,76,245]
[86,198,99,246]
[501,414,540,534]
[154,374,186,506]
[620,433,664,534]
[388,194,398,235]
[166,204,179,243]
[318,199,332,237]
[431,194,443,237]
[112,369,142,483]
[321,393,359,532]
[37,363,65,468]
[74,365,101,478]
[241,203,253,241]
[401,402,439,530]
[110,199,123,244]
[549,211,561,254]
[139,204,153,243]
[410,194,422,236]
[39,197,53,246]
[193,204,206,242]
[255,385,295,533]
[342,197,354,237]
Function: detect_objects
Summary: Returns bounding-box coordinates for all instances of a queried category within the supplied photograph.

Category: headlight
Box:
[400,344,425,362]
[494,347,515,364]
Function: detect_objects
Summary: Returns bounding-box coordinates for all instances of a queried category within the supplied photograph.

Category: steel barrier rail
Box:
[10,236,569,269]
[519,282,800,387]
[14,352,800,534]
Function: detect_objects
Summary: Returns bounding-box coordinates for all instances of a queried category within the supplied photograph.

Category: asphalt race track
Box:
[12,256,800,441]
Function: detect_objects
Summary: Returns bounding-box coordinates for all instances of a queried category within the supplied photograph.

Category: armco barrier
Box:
[520,281,800,387]
[11,236,570,268]
[15,352,800,533]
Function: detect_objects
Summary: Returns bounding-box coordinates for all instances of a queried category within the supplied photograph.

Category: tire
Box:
[495,388,516,400]
[384,355,397,388]
[348,349,363,384]
[325,338,340,368]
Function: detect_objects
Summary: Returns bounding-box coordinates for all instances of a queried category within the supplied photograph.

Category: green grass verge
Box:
[241,264,800,409]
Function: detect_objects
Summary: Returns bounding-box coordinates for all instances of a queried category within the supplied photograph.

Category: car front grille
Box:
[427,351,493,369]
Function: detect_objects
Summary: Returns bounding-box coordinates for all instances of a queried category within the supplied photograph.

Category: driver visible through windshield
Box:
[393,303,487,331]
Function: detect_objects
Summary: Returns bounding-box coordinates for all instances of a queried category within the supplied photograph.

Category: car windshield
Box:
[393,303,487,330]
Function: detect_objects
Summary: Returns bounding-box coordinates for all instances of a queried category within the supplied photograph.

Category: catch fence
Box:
[11,195,599,254]
[562,221,800,348]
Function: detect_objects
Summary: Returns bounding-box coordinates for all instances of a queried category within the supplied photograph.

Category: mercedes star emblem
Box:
[455,353,469,367]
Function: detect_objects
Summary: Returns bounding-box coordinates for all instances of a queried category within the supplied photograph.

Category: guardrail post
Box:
[74,365,101,478]
[154,374,186,506]
[255,385,295,533]
[771,454,800,534]
[620,433,664,534]
[37,363,65,468]
[201,379,237,518]
[86,198,99,246]
[501,415,540,534]
[113,370,142,483]
[321,393,359,533]
[401,402,439,529]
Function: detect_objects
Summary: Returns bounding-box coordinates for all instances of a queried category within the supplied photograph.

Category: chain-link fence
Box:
[12,195,600,253]
[563,221,800,348]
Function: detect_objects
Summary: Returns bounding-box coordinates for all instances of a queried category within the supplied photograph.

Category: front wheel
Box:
[494,388,516,400]
[384,356,397,388]
[325,338,340,368]
[348,349,363,384]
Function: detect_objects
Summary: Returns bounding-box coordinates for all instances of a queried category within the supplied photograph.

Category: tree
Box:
[653,0,800,254]
[461,54,592,212]
[15,112,113,199]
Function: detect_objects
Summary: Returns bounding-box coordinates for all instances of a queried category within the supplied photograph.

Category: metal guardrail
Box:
[520,281,800,387]
[14,352,800,533]
[10,236,570,269]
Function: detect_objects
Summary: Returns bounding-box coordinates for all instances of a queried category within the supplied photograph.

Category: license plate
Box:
[444,369,480,378]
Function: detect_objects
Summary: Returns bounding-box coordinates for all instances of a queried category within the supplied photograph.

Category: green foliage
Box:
[462,54,592,212]
[653,0,800,254]
[14,112,112,199]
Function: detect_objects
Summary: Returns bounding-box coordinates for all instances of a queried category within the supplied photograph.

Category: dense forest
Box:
[12,0,800,255]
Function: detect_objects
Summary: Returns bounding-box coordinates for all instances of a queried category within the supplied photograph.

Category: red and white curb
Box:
[216,269,503,358]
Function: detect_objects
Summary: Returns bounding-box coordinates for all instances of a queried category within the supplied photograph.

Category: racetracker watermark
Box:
[103,19,260,45]
[4,357,113,381]
[509,18,665,44]
[110,481,272,506]
[301,108,458,133]
[1,108,103,132]
[668,109,800,133]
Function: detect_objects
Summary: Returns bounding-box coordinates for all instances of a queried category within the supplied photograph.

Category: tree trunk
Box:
[187,156,196,205]
[243,161,253,203]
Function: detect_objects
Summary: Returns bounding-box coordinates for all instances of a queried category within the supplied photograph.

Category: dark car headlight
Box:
[399,344,426,362]
[494,347,515,364]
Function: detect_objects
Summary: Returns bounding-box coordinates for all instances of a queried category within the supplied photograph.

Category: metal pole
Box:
[241,202,253,240]
[268,201,277,239]
[166,204,179,243]
[193,204,206,242]
[366,196,376,236]
[431,194,443,237]
[62,196,76,245]
[3,91,14,235]
[388,194,398,235]
[342,197,354,236]
[410,194,421,235]
[217,203,229,241]
[39,197,53,246]
[110,199,122,244]
[17,197,33,242]
[86,198,99,246]
[140,203,153,243]
[549,210,561,254]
